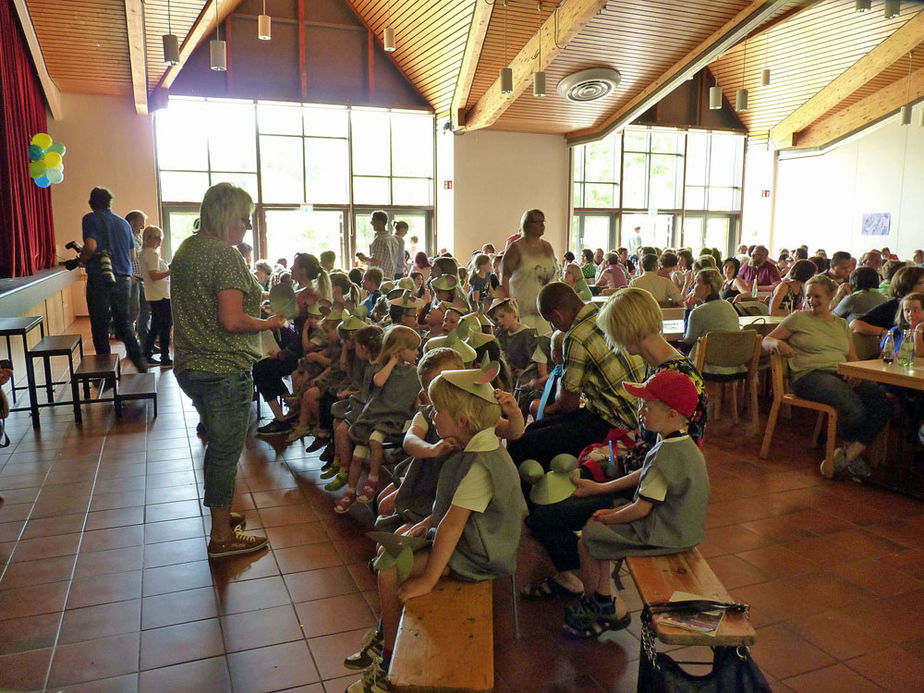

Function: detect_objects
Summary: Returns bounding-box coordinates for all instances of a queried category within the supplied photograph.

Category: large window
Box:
[155,97,435,265]
[570,126,745,255]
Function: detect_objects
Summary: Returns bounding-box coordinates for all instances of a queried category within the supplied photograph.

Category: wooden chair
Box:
[759,353,838,477]
[694,330,762,435]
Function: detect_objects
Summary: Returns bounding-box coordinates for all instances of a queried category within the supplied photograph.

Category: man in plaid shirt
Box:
[507,282,645,470]
[358,210,398,274]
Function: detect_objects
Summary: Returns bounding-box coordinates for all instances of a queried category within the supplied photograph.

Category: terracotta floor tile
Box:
[831,558,924,598]
[89,490,146,512]
[20,512,86,540]
[0,519,25,543]
[143,499,202,523]
[346,561,378,593]
[215,575,291,615]
[0,612,60,655]
[140,617,225,670]
[144,471,198,490]
[142,536,208,568]
[783,664,884,692]
[736,544,820,579]
[144,484,200,506]
[67,570,143,610]
[250,488,306,508]
[257,504,318,528]
[59,598,142,645]
[495,636,580,690]
[294,593,376,638]
[307,627,374,680]
[80,525,145,554]
[703,554,771,590]
[138,655,231,693]
[85,506,146,532]
[283,566,359,602]
[845,645,924,690]
[73,545,144,580]
[94,476,147,495]
[141,586,218,630]
[0,646,53,690]
[0,501,33,523]
[9,531,81,562]
[787,609,891,662]
[227,640,318,691]
[142,517,205,545]
[58,672,140,692]
[0,581,68,621]
[48,632,140,688]
[274,542,342,574]
[730,580,825,628]
[220,604,303,652]
[142,560,214,597]
[209,548,280,583]
[0,553,75,589]
[751,623,836,680]
[696,525,774,558]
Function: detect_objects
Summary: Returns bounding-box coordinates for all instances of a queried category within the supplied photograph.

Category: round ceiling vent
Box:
[557,67,621,102]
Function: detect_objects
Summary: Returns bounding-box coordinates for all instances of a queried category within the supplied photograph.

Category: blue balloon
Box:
[34,175,51,188]
[28,144,44,161]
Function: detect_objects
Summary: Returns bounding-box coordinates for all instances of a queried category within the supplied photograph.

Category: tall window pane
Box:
[257,103,303,135]
[585,183,614,208]
[160,172,209,202]
[207,101,256,172]
[686,133,708,185]
[260,136,305,204]
[391,112,433,178]
[351,110,391,175]
[392,178,431,206]
[156,99,208,170]
[584,136,615,183]
[210,172,258,201]
[304,105,349,138]
[354,176,391,205]
[306,138,349,204]
[649,155,680,210]
[622,153,647,208]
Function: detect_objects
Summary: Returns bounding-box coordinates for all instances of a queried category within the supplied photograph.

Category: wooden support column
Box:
[451,0,494,129]
[368,29,375,100]
[298,0,307,99]
[124,0,148,115]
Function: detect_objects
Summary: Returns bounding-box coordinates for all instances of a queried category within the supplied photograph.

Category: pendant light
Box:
[210,1,226,71]
[885,0,900,18]
[500,0,513,94]
[162,0,180,65]
[855,0,871,11]
[383,0,395,52]
[258,0,271,40]
[533,2,546,97]
[761,33,770,86]
[709,81,722,110]
[736,38,749,112]
[900,52,913,125]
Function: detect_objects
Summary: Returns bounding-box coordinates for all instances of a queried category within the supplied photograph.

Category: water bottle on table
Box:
[882,331,895,364]
[897,329,914,368]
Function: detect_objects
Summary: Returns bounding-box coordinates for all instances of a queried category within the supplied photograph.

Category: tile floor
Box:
[0,319,922,691]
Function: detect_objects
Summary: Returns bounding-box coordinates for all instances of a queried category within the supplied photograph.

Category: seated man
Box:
[506,283,646,471]
[733,244,781,295]
[629,253,683,307]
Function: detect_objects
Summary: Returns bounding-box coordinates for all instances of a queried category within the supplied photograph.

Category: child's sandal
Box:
[356,482,377,504]
[334,491,357,514]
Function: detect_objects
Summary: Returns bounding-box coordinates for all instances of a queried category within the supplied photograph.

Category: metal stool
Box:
[0,316,45,414]
[25,334,83,428]
[71,354,120,423]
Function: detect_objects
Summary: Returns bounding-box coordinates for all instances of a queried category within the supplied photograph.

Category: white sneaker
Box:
[346,655,390,692]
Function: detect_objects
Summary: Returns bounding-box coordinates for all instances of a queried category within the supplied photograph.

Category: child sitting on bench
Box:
[564,370,710,640]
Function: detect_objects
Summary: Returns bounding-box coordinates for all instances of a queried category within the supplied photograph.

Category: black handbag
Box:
[638,601,771,693]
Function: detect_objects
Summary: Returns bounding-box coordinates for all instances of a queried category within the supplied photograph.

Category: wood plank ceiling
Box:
[20,0,924,150]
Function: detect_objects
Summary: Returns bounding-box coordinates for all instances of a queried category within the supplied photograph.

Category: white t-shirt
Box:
[140,247,170,301]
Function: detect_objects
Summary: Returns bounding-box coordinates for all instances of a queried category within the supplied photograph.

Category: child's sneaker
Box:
[207,530,269,559]
[356,480,378,504]
[286,425,312,443]
[346,655,390,692]
[563,596,631,639]
[334,491,357,514]
[343,627,384,670]
[306,435,330,453]
[324,468,348,490]
[319,457,341,479]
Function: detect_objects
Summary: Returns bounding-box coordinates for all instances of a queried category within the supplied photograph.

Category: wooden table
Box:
[661,314,785,341]
[838,358,924,391]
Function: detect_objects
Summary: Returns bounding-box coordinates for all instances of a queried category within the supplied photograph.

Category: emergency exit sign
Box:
[444,180,453,190]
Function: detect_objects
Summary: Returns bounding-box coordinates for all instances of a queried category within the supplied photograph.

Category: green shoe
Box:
[324,469,349,491]
[319,458,341,480]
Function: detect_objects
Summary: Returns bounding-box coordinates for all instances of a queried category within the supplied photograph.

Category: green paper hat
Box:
[339,305,370,331]
[431,274,459,292]
[268,283,300,320]
[519,454,579,505]
[323,307,345,323]
[467,330,496,348]
[396,277,415,292]
[463,310,494,328]
[389,289,424,309]
[431,256,459,278]
[441,360,499,403]
[380,280,396,295]
[486,297,516,317]
[425,321,477,363]
[441,301,466,317]
[305,298,332,317]
[366,531,429,582]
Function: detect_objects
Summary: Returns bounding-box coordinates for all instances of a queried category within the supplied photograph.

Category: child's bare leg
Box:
[367,439,384,484]
[347,452,365,490]
[378,550,432,653]
[577,536,626,617]
[377,484,398,516]
[334,420,351,463]
[306,388,321,421]
[296,388,314,428]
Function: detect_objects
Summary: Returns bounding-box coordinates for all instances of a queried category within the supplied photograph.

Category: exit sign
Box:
[761,189,770,198]
[443,180,453,190]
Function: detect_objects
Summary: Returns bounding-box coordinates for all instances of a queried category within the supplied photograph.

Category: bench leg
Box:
[27,350,39,429]
[750,376,760,437]
[70,353,82,424]
[759,399,781,459]
[43,355,52,402]
[510,574,520,641]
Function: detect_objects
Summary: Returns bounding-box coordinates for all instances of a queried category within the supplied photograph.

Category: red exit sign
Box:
[443,180,453,190]
[761,189,770,198]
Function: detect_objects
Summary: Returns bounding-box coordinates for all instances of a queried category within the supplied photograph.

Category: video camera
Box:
[61,240,115,286]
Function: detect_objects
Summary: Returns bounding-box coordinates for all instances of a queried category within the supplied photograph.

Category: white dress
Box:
[509,241,557,336]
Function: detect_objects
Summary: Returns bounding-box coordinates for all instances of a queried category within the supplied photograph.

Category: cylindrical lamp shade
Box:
[258,14,271,40]
[708,85,722,110]
[500,67,513,94]
[210,39,227,71]
[384,26,395,52]
[885,0,900,18]
[533,71,546,97]
[761,68,771,86]
[735,88,749,112]
[900,104,912,125]
[162,34,180,65]
[855,0,871,11]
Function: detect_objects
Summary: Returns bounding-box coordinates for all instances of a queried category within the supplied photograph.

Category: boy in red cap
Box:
[563,370,710,639]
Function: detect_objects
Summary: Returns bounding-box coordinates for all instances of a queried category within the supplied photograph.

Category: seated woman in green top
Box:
[762,274,890,481]
[563,262,592,301]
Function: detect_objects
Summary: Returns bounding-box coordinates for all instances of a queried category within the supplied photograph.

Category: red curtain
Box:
[0,0,55,279]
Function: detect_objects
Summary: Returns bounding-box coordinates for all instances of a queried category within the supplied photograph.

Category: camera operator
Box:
[79,187,148,372]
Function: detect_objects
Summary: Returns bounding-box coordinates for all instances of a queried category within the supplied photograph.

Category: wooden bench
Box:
[626,549,757,687]
[389,578,494,693]
[71,354,120,423]
[115,373,158,418]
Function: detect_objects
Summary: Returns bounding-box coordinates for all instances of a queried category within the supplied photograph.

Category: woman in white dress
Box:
[499,209,558,336]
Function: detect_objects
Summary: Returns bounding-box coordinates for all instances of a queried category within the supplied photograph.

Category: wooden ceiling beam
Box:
[566,0,790,145]
[450,0,494,129]
[793,64,924,149]
[459,0,607,132]
[771,8,924,150]
[11,0,63,120]
[124,0,148,115]
[154,0,246,93]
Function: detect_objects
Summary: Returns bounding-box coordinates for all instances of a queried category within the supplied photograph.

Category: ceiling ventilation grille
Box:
[557,67,621,102]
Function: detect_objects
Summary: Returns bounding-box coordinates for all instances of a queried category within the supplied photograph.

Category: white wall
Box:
[769,111,924,259]
[452,129,570,259]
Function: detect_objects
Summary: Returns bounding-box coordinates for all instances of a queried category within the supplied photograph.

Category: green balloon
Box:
[48,141,66,156]
[46,168,64,184]
[29,161,47,179]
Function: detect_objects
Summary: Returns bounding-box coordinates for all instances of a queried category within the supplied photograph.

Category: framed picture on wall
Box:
[861,212,891,236]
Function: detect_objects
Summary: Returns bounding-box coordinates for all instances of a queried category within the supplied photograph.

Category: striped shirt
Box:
[561,302,646,428]
[370,232,399,275]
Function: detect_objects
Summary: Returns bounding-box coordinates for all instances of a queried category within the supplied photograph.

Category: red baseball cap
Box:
[623,370,698,420]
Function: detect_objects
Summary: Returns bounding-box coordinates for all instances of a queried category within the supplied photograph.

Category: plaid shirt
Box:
[370,232,398,275]
[561,302,646,428]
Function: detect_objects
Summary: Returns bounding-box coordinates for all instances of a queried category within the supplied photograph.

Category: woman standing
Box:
[499,209,558,335]
[172,183,287,558]
[763,274,890,479]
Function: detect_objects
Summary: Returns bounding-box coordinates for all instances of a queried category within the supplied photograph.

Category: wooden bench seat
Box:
[389,578,493,693]
[626,549,756,647]
[115,373,158,418]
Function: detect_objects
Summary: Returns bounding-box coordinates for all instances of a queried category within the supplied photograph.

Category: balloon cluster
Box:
[28,133,66,188]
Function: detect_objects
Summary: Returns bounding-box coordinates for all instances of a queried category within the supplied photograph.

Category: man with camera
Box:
[78,187,148,372]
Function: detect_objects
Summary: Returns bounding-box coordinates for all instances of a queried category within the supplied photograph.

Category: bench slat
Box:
[626,549,756,647]
[390,578,493,693]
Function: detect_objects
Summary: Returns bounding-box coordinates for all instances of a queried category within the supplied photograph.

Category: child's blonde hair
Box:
[563,262,582,283]
[428,376,501,436]
[490,300,519,320]
[142,225,163,247]
[417,347,464,385]
[898,292,924,329]
[376,325,421,365]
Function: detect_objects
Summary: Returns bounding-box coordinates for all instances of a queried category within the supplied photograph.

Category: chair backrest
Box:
[694,330,762,371]
[768,352,791,399]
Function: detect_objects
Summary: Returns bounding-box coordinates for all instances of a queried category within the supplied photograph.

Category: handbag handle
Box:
[646,599,749,616]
